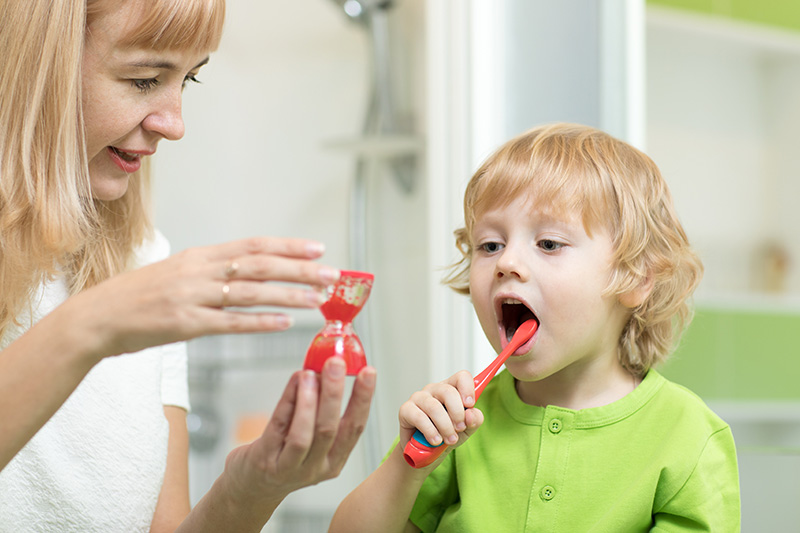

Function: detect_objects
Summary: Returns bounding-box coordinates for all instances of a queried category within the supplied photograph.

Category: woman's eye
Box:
[131,78,159,92]
[182,74,201,89]
[538,239,563,252]
[479,242,504,254]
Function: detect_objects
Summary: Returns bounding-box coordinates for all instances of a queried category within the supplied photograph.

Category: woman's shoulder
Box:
[132,229,172,267]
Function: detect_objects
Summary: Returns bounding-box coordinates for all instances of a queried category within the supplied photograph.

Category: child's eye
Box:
[478,242,504,254]
[538,239,563,252]
[131,78,160,92]
[182,74,201,89]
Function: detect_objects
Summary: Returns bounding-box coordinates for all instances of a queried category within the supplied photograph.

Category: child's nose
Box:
[495,243,530,281]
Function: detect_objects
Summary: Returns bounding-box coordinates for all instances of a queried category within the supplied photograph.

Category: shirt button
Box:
[549,418,562,433]
[540,485,556,501]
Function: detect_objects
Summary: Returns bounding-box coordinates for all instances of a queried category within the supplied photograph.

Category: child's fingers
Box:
[414,385,467,445]
[429,385,468,436]
[399,397,446,446]
[443,370,477,408]
[464,407,484,434]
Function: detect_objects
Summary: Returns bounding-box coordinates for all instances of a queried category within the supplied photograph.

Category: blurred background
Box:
[152,0,799,530]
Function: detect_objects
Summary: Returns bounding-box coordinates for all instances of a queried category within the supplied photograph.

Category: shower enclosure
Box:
[154,0,430,529]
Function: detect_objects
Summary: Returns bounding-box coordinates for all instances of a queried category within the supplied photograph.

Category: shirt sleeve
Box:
[409,448,460,533]
[160,340,190,410]
[651,426,741,532]
[132,229,191,411]
[132,228,172,268]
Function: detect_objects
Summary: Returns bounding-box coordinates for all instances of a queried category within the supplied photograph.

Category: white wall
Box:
[153,0,366,265]
[151,0,429,525]
[646,9,800,298]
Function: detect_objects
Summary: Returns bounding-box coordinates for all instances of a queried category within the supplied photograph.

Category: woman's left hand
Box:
[206,357,377,527]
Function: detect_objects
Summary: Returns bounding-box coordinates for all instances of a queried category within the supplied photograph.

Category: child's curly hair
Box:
[444,123,703,376]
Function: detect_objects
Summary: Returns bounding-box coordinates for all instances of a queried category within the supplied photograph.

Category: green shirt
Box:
[409,370,740,532]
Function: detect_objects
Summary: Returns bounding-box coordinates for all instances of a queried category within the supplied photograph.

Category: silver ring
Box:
[224,261,240,280]
[221,283,231,307]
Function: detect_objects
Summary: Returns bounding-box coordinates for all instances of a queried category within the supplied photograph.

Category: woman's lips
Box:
[107,146,142,173]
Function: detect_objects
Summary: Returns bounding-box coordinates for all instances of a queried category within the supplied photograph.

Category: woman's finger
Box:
[275,371,319,470]
[302,358,347,467]
[212,253,341,287]
[205,236,328,262]
[257,371,302,462]
[327,365,376,467]
[215,281,325,309]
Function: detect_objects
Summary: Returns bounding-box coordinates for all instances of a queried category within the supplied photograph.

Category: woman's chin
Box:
[89,176,130,201]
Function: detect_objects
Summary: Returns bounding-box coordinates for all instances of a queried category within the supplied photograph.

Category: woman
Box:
[0,0,376,531]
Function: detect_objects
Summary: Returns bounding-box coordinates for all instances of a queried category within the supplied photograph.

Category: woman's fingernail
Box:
[327,358,345,378]
[307,242,325,256]
[302,371,318,388]
[320,267,340,284]
[456,422,466,431]
[307,290,325,306]
[276,315,294,329]
[447,434,458,445]
[361,368,376,387]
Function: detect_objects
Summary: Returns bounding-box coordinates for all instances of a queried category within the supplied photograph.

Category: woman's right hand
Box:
[398,370,484,454]
[63,236,339,360]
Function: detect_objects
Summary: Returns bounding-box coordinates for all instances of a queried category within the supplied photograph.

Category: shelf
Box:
[694,291,800,314]
[648,5,800,57]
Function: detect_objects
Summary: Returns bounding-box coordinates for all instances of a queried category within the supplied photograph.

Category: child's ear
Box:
[619,275,654,309]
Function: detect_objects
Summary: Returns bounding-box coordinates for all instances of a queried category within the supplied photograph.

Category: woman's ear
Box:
[619,275,654,309]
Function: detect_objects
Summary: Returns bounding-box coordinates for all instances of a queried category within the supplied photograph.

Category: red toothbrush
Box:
[402,319,538,468]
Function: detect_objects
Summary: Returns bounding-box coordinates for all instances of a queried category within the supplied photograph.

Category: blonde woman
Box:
[0,1,375,531]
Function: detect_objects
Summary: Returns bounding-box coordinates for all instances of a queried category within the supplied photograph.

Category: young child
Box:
[331,123,740,532]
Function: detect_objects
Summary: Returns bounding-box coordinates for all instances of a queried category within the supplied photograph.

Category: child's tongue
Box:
[502,301,537,342]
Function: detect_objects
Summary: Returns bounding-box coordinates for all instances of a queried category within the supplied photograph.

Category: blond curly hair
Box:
[444,123,703,376]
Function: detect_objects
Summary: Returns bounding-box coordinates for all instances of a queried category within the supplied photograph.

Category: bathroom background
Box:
[152,0,799,530]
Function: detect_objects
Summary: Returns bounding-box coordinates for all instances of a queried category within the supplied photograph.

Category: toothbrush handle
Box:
[402,375,485,469]
[402,320,537,469]
[402,429,447,468]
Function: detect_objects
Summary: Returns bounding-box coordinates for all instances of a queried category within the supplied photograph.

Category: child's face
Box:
[469,195,631,385]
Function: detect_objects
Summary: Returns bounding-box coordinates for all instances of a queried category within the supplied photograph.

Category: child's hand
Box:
[399,370,485,451]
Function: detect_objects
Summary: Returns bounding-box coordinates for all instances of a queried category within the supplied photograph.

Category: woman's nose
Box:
[495,243,530,281]
[142,88,185,141]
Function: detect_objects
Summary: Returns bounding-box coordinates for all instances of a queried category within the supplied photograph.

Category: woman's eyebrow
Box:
[127,56,210,71]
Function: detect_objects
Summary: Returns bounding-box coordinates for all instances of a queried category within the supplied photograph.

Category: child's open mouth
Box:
[500,298,538,343]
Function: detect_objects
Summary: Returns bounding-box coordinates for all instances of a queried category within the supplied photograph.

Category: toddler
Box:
[331,123,740,532]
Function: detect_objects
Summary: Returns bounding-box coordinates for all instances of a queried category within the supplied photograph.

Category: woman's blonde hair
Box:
[0,0,225,338]
[445,123,703,375]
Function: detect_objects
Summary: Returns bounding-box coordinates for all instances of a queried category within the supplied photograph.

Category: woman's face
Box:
[81,1,211,201]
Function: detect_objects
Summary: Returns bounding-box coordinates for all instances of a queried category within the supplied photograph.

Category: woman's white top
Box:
[0,230,190,532]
